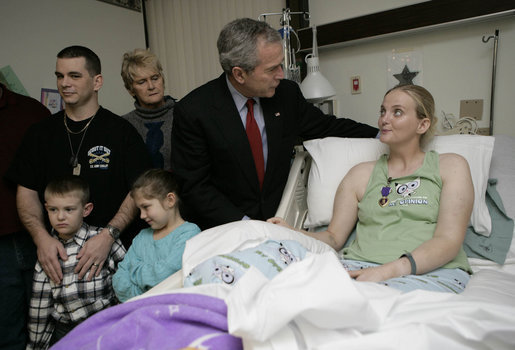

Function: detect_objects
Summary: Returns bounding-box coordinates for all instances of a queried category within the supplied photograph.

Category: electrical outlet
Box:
[351,76,361,94]
[460,99,483,120]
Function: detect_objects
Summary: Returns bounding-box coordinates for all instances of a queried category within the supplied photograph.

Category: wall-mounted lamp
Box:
[300,26,336,103]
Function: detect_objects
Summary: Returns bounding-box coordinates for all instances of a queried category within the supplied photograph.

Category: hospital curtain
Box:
[144,0,286,99]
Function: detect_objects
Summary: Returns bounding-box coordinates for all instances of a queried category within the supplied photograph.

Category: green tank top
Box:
[343,150,471,273]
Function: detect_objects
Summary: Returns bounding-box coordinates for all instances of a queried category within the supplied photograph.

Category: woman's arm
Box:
[351,153,474,281]
[409,153,473,273]
[269,162,373,251]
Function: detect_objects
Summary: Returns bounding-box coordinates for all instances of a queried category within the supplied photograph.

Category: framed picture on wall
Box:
[41,88,63,114]
[97,0,142,12]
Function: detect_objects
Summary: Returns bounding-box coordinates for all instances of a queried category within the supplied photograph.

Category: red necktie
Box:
[245,99,264,189]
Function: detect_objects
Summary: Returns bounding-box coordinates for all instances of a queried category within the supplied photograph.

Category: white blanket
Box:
[141,220,515,350]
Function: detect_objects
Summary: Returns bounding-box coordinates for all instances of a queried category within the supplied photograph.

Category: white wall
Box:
[0,0,146,115]
[308,1,515,137]
[145,0,286,100]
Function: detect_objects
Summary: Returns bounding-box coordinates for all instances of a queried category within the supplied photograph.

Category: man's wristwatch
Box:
[106,224,121,240]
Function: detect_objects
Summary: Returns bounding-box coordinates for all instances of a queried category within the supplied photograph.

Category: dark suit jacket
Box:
[171,74,378,229]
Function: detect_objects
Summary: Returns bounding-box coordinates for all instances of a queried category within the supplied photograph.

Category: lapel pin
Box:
[274,112,280,117]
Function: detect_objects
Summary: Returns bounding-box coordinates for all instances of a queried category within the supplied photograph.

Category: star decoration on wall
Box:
[393,65,419,85]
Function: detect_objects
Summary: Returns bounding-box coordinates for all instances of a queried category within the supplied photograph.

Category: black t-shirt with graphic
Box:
[7,107,152,243]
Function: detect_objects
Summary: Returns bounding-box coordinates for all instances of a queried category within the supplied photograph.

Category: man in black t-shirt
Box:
[7,46,151,285]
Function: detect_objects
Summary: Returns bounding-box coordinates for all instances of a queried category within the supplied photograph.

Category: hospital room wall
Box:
[308,1,515,137]
[0,0,145,116]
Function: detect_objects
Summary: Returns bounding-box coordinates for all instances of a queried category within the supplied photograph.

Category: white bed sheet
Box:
[140,221,515,350]
[229,253,515,350]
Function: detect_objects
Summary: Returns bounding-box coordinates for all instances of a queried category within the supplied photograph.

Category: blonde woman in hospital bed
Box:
[269,84,473,293]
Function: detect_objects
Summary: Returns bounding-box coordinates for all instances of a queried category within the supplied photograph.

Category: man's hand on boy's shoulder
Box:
[37,234,68,284]
[75,229,114,281]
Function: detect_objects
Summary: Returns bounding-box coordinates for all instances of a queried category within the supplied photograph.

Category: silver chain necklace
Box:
[64,111,97,175]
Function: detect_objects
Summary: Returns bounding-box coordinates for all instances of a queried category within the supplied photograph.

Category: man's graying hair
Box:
[217,18,282,75]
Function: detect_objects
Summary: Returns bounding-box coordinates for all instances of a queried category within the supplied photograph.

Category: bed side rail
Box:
[275,145,312,230]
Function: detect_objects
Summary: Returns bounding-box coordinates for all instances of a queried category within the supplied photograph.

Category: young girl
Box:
[113,169,200,302]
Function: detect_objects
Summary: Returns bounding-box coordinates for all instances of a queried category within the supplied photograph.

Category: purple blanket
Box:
[51,293,243,350]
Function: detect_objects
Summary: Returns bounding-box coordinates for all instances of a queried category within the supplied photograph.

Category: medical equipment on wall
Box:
[259,9,336,104]
[300,25,336,103]
[439,110,478,135]
[259,8,309,84]
[482,29,499,135]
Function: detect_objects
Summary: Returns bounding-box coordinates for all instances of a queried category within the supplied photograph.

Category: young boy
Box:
[27,176,126,349]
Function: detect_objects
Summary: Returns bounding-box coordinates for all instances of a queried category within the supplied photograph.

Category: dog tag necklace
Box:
[379,176,393,207]
[64,111,97,176]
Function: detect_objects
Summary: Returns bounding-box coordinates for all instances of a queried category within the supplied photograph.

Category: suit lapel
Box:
[212,75,261,191]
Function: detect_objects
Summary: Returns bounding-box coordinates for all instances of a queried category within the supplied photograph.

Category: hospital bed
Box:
[53,134,515,350]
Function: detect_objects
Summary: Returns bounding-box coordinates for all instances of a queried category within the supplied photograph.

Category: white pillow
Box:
[304,135,495,236]
[488,135,515,221]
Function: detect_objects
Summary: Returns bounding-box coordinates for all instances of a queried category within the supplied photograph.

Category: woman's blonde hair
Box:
[120,48,164,93]
[385,85,438,146]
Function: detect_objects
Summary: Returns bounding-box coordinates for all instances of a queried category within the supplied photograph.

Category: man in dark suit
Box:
[171,18,378,230]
